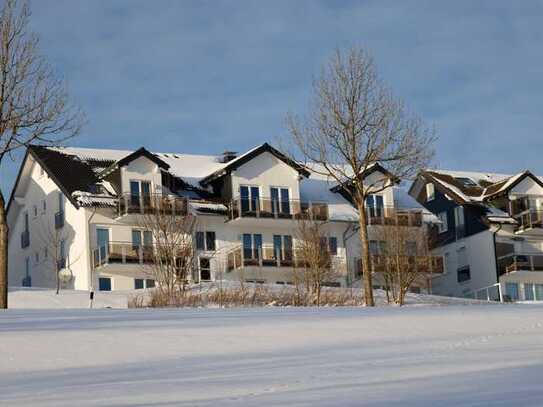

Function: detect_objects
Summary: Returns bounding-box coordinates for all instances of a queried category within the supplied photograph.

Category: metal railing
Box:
[356,254,444,276]
[20,230,30,249]
[92,241,161,269]
[475,283,502,302]
[117,193,188,217]
[226,244,339,271]
[514,210,543,232]
[497,253,543,275]
[227,197,329,222]
[55,211,65,229]
[365,206,423,227]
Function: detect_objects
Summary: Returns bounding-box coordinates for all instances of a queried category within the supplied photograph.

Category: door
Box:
[130,181,140,208]
[280,188,290,215]
[96,228,109,262]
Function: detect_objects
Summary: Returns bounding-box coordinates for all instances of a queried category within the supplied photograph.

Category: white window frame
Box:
[437,211,448,233]
[426,183,435,201]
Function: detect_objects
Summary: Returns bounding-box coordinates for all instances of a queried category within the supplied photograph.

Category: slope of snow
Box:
[1,305,542,406]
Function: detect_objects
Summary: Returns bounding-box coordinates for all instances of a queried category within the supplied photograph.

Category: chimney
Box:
[220,150,237,163]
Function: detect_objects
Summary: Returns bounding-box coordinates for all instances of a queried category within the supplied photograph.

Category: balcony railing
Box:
[365,206,423,227]
[117,194,188,217]
[20,230,30,249]
[497,253,543,275]
[356,254,443,276]
[55,211,65,229]
[227,197,329,222]
[226,244,339,271]
[514,210,543,232]
[92,242,156,269]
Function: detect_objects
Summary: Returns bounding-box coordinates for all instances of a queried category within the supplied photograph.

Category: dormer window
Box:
[455,177,477,188]
[426,183,435,201]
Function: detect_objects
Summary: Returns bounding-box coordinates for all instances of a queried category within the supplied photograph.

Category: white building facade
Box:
[8,143,439,292]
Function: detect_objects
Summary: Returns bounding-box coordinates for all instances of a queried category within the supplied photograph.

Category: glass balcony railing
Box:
[365,206,423,227]
[117,194,188,217]
[227,197,329,222]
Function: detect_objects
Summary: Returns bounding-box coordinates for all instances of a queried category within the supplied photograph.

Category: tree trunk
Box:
[357,203,374,306]
[0,189,8,309]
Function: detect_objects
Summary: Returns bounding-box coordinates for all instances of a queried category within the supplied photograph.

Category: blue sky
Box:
[2,0,543,196]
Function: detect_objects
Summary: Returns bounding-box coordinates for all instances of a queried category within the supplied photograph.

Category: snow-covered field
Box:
[1,302,543,406]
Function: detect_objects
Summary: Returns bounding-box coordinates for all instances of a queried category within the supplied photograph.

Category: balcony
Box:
[117,194,188,217]
[366,206,423,227]
[356,254,443,276]
[55,211,65,229]
[92,242,157,269]
[514,210,543,232]
[226,244,338,271]
[497,253,543,275]
[227,197,329,222]
[20,230,30,249]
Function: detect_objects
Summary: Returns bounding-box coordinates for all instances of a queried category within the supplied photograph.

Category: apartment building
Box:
[410,169,543,301]
[7,142,439,292]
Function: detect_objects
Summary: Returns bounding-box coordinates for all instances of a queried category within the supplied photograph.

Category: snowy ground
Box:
[1,304,543,406]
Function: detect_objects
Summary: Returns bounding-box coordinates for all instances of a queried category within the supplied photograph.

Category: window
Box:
[35,252,39,264]
[42,200,46,214]
[243,233,262,260]
[129,180,152,208]
[23,257,31,287]
[365,195,384,217]
[132,229,152,249]
[455,177,478,187]
[270,187,290,215]
[406,241,417,256]
[369,240,386,255]
[240,185,260,214]
[328,237,338,255]
[426,183,435,201]
[44,247,48,259]
[135,279,144,289]
[99,277,112,291]
[273,235,293,262]
[58,239,66,270]
[457,266,471,283]
[21,212,30,249]
[146,279,155,288]
[196,231,215,251]
[505,283,519,301]
[454,206,465,239]
[33,205,38,217]
[525,284,534,301]
[437,211,448,233]
[199,257,211,281]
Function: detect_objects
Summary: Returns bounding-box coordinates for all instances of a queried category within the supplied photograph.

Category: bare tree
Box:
[372,221,437,305]
[294,217,338,306]
[36,219,81,294]
[0,0,84,308]
[136,196,197,301]
[286,48,435,306]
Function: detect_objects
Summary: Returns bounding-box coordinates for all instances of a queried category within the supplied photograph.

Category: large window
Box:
[365,195,384,217]
[457,266,471,283]
[199,258,211,281]
[505,283,519,301]
[273,235,293,261]
[132,230,153,249]
[454,206,465,239]
[369,240,387,255]
[130,180,151,207]
[243,233,262,260]
[196,231,216,251]
[240,185,260,214]
[270,187,290,215]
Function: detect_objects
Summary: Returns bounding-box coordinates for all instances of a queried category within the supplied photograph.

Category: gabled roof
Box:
[99,147,170,177]
[482,171,543,200]
[329,163,399,194]
[199,143,310,186]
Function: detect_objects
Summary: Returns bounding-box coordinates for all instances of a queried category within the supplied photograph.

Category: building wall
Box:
[230,152,301,201]
[429,229,497,298]
[7,156,89,290]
